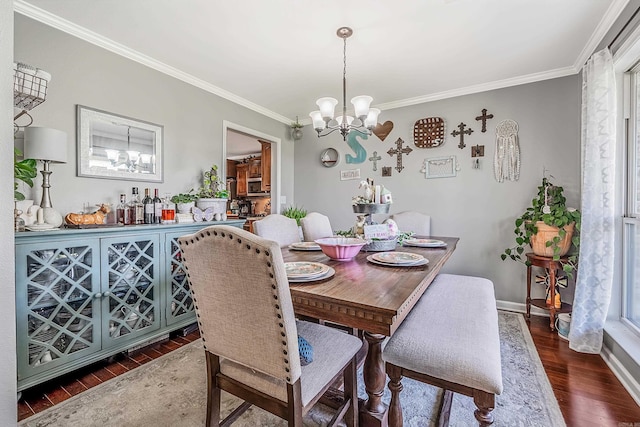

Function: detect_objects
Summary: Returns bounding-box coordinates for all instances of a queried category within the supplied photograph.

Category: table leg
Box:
[549,268,556,331]
[360,331,389,427]
[526,264,532,318]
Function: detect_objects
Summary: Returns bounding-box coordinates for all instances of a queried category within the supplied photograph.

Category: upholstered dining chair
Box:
[389,211,431,236]
[253,214,301,247]
[178,225,362,427]
[300,212,334,242]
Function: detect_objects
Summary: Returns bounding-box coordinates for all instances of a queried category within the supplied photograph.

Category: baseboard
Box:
[496,300,550,317]
[498,300,640,406]
[601,339,640,407]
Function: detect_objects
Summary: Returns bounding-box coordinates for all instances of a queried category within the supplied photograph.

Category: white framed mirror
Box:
[76,105,164,182]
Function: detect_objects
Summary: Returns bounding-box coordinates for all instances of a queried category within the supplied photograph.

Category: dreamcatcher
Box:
[494,119,520,182]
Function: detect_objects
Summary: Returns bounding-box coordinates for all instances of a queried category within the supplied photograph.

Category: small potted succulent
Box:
[170,191,198,214]
[501,177,581,275]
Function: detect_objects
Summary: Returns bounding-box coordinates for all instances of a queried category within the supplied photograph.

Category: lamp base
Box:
[42,207,63,228]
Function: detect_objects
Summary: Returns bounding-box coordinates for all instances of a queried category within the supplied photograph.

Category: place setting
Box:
[402,238,447,248]
[366,251,428,267]
[284,261,335,283]
[288,241,322,251]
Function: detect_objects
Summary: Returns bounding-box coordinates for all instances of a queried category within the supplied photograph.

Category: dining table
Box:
[283,236,459,427]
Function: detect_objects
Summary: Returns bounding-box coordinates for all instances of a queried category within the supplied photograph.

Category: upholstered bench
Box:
[382,274,503,426]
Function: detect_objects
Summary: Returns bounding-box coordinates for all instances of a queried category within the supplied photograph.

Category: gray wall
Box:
[14,14,294,215]
[2,0,17,423]
[294,74,582,306]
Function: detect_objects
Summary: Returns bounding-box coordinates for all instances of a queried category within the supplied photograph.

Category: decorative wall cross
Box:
[475,108,494,133]
[387,137,413,173]
[369,151,382,171]
[451,122,473,149]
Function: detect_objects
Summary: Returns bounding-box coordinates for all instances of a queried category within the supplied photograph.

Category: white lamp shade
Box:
[127,150,140,163]
[309,111,326,130]
[336,115,354,126]
[365,108,381,129]
[105,149,119,162]
[24,127,68,163]
[351,95,372,118]
[316,97,338,120]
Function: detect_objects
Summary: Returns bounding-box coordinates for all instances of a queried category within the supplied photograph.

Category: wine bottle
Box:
[153,188,162,224]
[143,188,154,224]
[116,194,130,225]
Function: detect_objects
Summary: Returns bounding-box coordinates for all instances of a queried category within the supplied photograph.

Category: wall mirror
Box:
[77,105,164,182]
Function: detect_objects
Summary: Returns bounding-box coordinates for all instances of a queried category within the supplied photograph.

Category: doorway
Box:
[222,121,280,216]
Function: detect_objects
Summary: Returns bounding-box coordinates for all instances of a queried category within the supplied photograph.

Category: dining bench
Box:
[382,274,503,426]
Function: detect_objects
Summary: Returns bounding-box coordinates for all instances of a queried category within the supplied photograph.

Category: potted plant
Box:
[14,147,37,202]
[196,164,228,214]
[170,191,198,214]
[282,205,307,226]
[501,177,581,275]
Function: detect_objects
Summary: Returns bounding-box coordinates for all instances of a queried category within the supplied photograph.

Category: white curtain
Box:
[569,48,617,353]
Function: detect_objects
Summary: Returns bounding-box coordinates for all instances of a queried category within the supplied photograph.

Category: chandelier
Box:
[309,27,380,141]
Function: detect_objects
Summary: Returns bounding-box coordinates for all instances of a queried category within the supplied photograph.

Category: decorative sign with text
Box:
[364,224,389,240]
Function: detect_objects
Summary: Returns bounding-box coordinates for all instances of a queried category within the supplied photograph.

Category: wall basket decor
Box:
[421,155,459,179]
[413,117,445,148]
[494,119,520,182]
[372,121,394,141]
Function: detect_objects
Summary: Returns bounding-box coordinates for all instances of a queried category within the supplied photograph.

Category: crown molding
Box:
[574,0,630,71]
[13,0,293,125]
[375,66,578,112]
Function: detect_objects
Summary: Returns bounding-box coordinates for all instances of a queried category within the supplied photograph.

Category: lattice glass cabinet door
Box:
[16,241,101,380]
[165,232,195,325]
[101,235,161,344]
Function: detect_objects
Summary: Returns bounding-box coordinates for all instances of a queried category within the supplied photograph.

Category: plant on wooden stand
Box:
[501,177,581,276]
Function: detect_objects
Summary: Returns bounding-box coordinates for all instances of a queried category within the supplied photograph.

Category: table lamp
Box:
[24,127,68,228]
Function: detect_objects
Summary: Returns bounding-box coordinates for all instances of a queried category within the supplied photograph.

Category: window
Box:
[623,69,640,330]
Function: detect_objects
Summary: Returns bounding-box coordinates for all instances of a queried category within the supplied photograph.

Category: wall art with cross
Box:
[387,137,413,173]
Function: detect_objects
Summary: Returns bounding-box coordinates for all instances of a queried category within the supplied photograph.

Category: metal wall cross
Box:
[451,122,473,149]
[475,108,494,132]
[387,138,413,173]
[369,151,382,171]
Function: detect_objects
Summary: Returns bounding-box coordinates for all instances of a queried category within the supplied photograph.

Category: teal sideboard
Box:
[15,220,244,391]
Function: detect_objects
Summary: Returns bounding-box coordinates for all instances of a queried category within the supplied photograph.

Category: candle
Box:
[37,208,44,224]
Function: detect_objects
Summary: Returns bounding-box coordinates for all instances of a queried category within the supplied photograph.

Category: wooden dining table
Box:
[283,236,459,427]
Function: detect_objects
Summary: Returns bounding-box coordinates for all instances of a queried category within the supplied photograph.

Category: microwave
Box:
[247,179,268,196]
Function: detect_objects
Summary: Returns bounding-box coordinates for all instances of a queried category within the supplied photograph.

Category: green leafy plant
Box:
[501,177,581,275]
[282,205,307,225]
[196,164,228,199]
[170,191,198,204]
[14,148,37,201]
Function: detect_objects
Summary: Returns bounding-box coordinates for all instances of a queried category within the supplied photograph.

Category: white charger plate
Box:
[285,262,330,279]
[372,251,424,265]
[289,242,322,251]
[403,238,447,248]
[288,267,335,283]
[366,254,429,267]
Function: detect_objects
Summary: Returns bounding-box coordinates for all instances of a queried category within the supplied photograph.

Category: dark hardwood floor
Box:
[17,314,640,425]
[527,314,640,427]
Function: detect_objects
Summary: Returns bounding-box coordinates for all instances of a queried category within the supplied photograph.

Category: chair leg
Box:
[387,364,404,427]
[287,381,304,427]
[343,356,358,427]
[206,352,221,427]
[473,392,495,426]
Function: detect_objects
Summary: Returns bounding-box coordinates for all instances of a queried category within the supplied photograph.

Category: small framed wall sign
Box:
[340,169,361,181]
[422,155,458,179]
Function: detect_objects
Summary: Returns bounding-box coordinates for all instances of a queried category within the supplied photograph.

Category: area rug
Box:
[20,311,565,426]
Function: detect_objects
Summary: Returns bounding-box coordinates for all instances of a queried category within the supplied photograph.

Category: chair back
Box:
[389,211,431,236]
[178,225,302,383]
[253,214,301,247]
[300,212,333,242]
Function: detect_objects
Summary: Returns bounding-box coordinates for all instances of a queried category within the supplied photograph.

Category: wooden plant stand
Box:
[525,253,573,331]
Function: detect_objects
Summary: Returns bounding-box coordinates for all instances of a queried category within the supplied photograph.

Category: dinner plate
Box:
[284,262,330,279]
[288,267,335,283]
[366,254,429,267]
[289,242,322,251]
[403,238,447,248]
[372,251,425,265]
[26,224,57,231]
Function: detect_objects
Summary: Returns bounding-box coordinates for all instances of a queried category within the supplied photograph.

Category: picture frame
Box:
[77,105,164,182]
